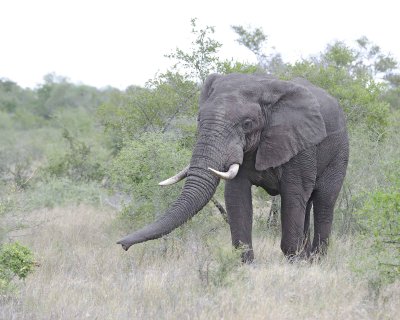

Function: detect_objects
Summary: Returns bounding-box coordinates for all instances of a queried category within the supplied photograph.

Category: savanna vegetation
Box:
[1,19,399,318]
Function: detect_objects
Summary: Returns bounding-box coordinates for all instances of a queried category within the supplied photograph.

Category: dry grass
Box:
[1,205,399,319]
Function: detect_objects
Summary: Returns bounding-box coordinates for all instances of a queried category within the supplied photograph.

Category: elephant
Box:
[117,73,349,262]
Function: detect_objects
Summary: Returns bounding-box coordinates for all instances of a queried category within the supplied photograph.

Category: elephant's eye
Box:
[242,119,253,132]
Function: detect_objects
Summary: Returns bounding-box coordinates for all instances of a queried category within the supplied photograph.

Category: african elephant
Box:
[117,73,349,262]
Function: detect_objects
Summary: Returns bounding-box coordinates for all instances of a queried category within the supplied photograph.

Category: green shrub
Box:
[46,129,105,182]
[335,112,400,233]
[351,119,400,286]
[0,145,39,191]
[108,132,191,228]
[210,246,243,287]
[197,242,243,287]
[356,184,400,285]
[97,72,199,153]
[0,242,35,292]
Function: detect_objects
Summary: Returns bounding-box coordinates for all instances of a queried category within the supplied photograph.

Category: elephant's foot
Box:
[311,238,329,256]
[281,235,313,262]
[285,247,326,263]
[241,248,254,264]
[285,252,309,263]
[233,242,254,263]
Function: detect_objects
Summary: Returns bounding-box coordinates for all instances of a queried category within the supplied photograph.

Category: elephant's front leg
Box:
[224,172,254,263]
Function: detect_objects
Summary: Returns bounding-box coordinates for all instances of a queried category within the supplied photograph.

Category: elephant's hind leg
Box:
[312,160,347,255]
[279,148,317,260]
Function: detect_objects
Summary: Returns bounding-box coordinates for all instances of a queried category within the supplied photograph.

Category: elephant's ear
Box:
[255,80,327,170]
[200,74,220,104]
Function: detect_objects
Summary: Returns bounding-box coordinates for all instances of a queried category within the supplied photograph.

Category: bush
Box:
[356,178,400,284]
[196,239,244,287]
[108,132,191,227]
[0,242,35,292]
[209,245,243,287]
[46,129,105,182]
[97,72,199,154]
[347,115,400,287]
[0,150,36,190]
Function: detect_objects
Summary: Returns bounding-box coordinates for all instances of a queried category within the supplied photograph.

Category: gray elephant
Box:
[118,73,349,262]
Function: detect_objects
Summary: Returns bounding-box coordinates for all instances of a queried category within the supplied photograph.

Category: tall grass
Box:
[1,205,398,319]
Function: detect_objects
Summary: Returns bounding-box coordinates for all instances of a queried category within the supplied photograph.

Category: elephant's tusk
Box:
[208,163,240,180]
[158,165,190,186]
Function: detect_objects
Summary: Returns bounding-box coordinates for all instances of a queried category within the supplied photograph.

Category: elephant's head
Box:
[117,73,327,250]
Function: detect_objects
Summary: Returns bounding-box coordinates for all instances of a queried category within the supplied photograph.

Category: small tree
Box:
[46,129,105,182]
[98,18,231,151]
[166,18,223,83]
[232,25,284,74]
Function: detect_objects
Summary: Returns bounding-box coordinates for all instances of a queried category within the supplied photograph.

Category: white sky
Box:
[0,0,399,89]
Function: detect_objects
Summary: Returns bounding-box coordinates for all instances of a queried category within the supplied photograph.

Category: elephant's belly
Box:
[242,153,280,195]
[248,168,280,196]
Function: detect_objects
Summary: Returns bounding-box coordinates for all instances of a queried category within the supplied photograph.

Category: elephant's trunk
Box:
[117,167,219,250]
[117,120,243,251]
[116,132,229,250]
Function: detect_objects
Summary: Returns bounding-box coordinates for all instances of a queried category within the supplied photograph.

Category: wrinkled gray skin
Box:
[118,73,349,262]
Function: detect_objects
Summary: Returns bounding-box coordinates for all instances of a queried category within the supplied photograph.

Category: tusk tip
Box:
[208,164,240,180]
[158,178,178,186]
[157,165,189,187]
